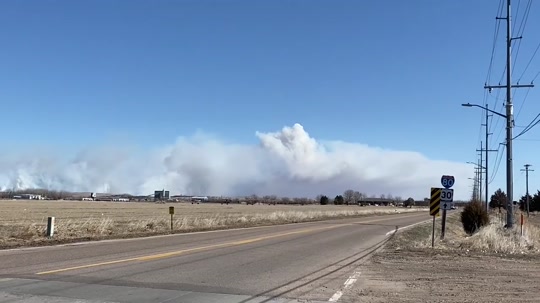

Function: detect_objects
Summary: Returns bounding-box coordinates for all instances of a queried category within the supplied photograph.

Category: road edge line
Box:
[327,218,431,302]
[328,271,361,302]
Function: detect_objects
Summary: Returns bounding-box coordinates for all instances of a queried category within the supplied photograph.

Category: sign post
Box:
[46,217,55,238]
[430,187,441,248]
[169,206,175,232]
[440,175,455,240]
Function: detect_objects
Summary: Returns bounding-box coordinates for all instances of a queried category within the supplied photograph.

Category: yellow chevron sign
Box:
[430,187,441,216]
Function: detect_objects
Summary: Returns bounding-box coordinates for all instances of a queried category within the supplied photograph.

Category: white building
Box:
[19,194,43,200]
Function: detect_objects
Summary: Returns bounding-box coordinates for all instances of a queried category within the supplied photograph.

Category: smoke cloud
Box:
[0,124,473,200]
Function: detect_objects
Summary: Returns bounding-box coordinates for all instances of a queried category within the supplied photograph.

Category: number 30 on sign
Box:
[441,189,453,202]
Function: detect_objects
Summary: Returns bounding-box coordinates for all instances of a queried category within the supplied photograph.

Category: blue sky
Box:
[1,0,540,199]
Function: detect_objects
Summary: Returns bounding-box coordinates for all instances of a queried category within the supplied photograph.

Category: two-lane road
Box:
[0,211,427,303]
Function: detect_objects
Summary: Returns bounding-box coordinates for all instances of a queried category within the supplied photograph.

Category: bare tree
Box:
[353,191,364,204]
[343,189,355,205]
[268,195,278,205]
[263,195,278,205]
[380,194,386,199]
[300,197,311,205]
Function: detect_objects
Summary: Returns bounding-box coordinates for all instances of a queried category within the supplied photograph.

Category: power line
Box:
[514,138,540,141]
[487,82,527,148]
[491,110,506,149]
[510,0,523,76]
[496,0,531,83]
[486,0,505,85]
[487,90,505,148]
[489,143,505,184]
[517,40,540,82]
[510,0,532,76]
[484,0,505,151]
[513,113,540,140]
[533,70,540,82]
[515,87,532,120]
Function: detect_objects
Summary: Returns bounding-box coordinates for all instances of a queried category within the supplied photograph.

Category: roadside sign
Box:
[441,189,454,202]
[441,201,454,210]
[441,175,455,189]
[169,206,175,232]
[430,187,441,216]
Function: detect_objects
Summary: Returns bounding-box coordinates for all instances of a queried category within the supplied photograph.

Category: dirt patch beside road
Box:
[340,211,540,303]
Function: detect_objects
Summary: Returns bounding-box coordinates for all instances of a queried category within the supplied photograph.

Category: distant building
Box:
[154,189,170,201]
[191,196,209,202]
[359,198,394,206]
[18,194,43,200]
[112,198,129,202]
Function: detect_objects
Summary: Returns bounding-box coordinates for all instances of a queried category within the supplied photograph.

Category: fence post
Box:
[520,213,524,237]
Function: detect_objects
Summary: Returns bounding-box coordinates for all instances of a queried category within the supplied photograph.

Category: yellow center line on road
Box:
[36,213,423,275]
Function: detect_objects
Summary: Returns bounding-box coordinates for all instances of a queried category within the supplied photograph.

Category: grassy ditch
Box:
[388,210,540,255]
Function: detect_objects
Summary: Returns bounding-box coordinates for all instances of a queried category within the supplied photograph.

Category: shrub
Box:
[460,201,490,235]
[319,195,329,205]
[403,197,415,208]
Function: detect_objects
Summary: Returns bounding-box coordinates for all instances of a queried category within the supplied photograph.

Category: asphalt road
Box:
[0,211,428,303]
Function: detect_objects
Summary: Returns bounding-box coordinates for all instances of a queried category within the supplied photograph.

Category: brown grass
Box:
[388,209,540,255]
[0,200,426,249]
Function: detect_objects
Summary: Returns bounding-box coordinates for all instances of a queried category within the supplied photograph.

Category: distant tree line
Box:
[0,189,71,200]
[316,189,415,207]
[0,188,417,207]
[489,188,540,212]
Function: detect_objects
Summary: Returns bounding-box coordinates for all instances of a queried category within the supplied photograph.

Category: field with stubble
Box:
[0,199,425,249]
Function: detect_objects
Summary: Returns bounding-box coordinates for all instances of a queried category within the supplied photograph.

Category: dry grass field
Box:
[0,199,425,249]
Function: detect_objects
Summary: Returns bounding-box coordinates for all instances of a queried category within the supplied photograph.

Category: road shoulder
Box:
[340,212,540,303]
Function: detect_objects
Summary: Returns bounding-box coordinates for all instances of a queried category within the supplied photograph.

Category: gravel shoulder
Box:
[340,211,540,303]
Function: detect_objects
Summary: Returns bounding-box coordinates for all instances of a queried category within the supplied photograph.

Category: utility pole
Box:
[476,160,481,201]
[470,179,475,200]
[484,104,497,212]
[520,164,534,217]
[471,166,480,201]
[485,0,534,228]
[469,176,477,201]
[478,147,483,204]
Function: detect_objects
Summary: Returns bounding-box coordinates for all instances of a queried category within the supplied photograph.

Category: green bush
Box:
[319,195,329,205]
[460,201,490,235]
[334,195,344,205]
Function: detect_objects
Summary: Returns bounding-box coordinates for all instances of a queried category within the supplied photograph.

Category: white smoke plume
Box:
[0,123,473,200]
